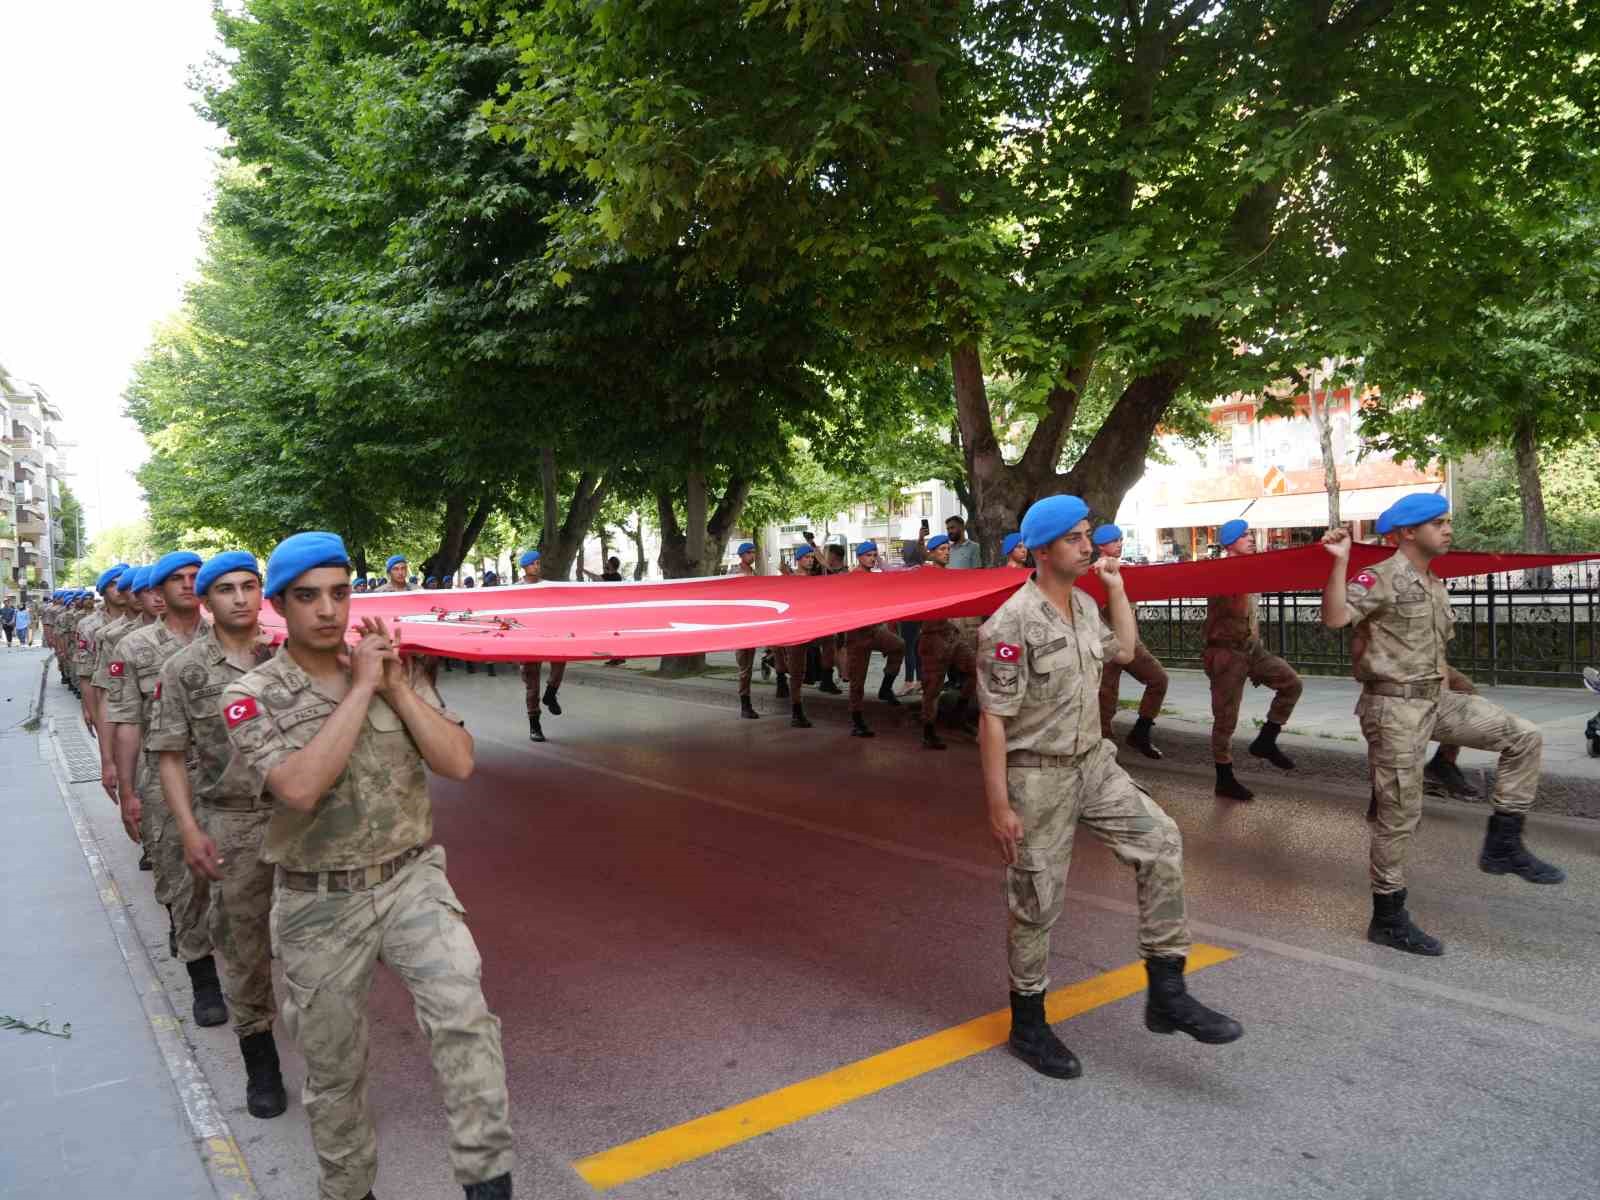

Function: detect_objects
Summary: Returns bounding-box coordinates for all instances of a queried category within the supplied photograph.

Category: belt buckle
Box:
[364,864,384,889]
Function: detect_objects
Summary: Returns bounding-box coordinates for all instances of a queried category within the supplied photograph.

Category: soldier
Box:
[1202,519,1303,801]
[1320,495,1562,957]
[778,543,829,728]
[73,574,111,726]
[1003,533,1029,567]
[1090,525,1168,760]
[353,578,368,593]
[732,542,763,720]
[843,541,905,739]
[107,551,228,1025]
[149,552,287,1120]
[96,567,156,831]
[980,495,1242,1080]
[80,565,131,745]
[917,533,977,750]
[518,550,566,742]
[222,531,513,1200]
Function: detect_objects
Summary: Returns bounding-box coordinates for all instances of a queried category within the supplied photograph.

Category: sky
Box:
[0,3,224,539]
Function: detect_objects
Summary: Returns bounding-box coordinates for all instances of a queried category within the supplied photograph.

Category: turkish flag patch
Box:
[1352,571,1377,590]
[108,661,125,677]
[154,682,162,700]
[995,642,1021,662]
[78,638,88,651]
[223,696,260,729]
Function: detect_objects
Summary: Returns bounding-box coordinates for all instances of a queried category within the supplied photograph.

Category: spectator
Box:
[16,599,31,646]
[1,596,15,649]
[945,515,981,568]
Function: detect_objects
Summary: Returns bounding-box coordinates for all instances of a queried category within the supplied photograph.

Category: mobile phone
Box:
[803,530,815,543]
[920,518,929,532]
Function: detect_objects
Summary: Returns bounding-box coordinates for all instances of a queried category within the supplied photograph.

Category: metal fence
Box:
[1135,561,1600,688]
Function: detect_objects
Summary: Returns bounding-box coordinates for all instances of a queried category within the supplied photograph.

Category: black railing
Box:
[1135,563,1599,688]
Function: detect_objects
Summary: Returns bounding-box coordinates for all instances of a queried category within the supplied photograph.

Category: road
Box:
[70,667,1600,1200]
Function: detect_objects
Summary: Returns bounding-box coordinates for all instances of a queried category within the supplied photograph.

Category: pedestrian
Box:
[16,597,32,646]
[221,532,513,1200]
[149,551,287,1120]
[378,556,412,592]
[106,551,228,1025]
[843,541,905,738]
[916,533,977,750]
[1201,519,1302,801]
[944,515,981,568]
[1,595,15,648]
[1090,525,1167,759]
[600,556,624,582]
[1002,532,1029,568]
[732,542,763,720]
[980,495,1241,1080]
[518,550,566,741]
[1320,496,1563,958]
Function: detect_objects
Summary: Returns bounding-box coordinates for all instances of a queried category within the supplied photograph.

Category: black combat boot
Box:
[739,695,760,720]
[1248,721,1295,770]
[528,714,545,743]
[791,703,812,729]
[465,660,477,675]
[1007,990,1081,1079]
[850,712,875,738]
[239,1030,288,1119]
[922,722,946,751]
[1143,957,1243,1043]
[1214,763,1253,801]
[817,670,842,696]
[1367,889,1443,956]
[542,686,562,716]
[877,672,902,706]
[187,956,229,1027]
[1125,716,1162,760]
[139,849,153,871]
[1424,750,1473,797]
[774,672,790,699]
[1478,811,1565,884]
[760,652,774,681]
[463,1174,512,1200]
[486,662,497,677]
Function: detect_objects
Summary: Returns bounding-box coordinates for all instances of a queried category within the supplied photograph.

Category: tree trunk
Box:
[1513,416,1552,586]
[625,518,648,581]
[352,549,369,581]
[655,473,753,675]
[537,448,611,580]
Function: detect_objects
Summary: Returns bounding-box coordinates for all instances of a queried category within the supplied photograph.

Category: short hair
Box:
[826,543,844,556]
[945,514,964,525]
[606,556,620,568]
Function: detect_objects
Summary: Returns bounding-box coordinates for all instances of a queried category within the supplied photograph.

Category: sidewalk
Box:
[0,646,226,1198]
[507,650,1600,816]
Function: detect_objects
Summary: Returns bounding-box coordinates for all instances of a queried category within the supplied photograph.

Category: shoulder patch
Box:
[180,663,209,690]
[109,661,125,677]
[224,696,260,729]
[994,642,1020,662]
[1351,571,1377,590]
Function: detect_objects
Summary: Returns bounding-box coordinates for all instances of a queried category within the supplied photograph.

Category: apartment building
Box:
[0,359,68,598]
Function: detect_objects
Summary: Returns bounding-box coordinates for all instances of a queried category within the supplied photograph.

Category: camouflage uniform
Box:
[374,580,412,592]
[1200,591,1302,762]
[57,606,79,678]
[223,648,512,1199]
[917,562,976,724]
[980,578,1190,993]
[1095,600,1169,738]
[74,608,106,683]
[106,619,212,960]
[521,659,566,713]
[1351,628,1476,770]
[844,623,904,712]
[733,561,759,696]
[148,627,278,1036]
[1346,556,1541,893]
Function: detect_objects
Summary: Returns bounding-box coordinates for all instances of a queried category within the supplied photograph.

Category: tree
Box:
[486,0,1600,558]
[1448,437,1600,556]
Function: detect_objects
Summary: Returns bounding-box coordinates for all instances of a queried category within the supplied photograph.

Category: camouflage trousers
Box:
[198,807,275,1037]
[1202,639,1303,763]
[138,756,213,961]
[735,648,756,696]
[271,846,513,1199]
[1006,739,1190,993]
[844,625,904,712]
[917,626,975,724]
[1097,640,1169,737]
[521,660,566,714]
[1359,688,1541,894]
[781,639,836,697]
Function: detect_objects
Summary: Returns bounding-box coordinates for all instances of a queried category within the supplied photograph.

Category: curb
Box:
[42,718,261,1200]
[558,663,1600,820]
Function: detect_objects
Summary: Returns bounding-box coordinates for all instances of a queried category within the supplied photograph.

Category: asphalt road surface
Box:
[74,668,1600,1200]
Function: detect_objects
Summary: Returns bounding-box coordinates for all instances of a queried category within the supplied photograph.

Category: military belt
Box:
[1204,638,1253,651]
[277,844,427,894]
[1007,750,1085,768]
[1362,680,1441,700]
[200,795,272,814]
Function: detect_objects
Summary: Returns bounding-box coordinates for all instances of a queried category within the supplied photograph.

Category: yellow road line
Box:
[576,943,1239,1190]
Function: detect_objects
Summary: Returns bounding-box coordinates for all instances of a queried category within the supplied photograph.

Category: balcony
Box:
[17,515,46,539]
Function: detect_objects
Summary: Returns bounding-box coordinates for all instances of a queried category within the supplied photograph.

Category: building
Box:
[1112,387,1446,561]
[0,359,69,599]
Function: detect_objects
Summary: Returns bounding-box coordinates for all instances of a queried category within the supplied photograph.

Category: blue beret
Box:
[425,575,439,585]
[1217,518,1250,547]
[737,542,756,555]
[855,541,878,556]
[96,564,126,592]
[129,567,153,594]
[385,554,407,571]
[443,574,454,585]
[1092,524,1122,547]
[519,550,540,568]
[149,551,204,588]
[263,531,351,598]
[1020,495,1090,551]
[1378,492,1448,533]
[197,551,260,596]
[1002,533,1024,558]
[925,533,951,551]
[794,543,816,561]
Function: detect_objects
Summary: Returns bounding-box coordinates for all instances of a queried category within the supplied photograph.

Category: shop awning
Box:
[1127,497,1256,530]
[1244,483,1444,529]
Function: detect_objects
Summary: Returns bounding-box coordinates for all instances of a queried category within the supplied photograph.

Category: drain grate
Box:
[54,716,104,783]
